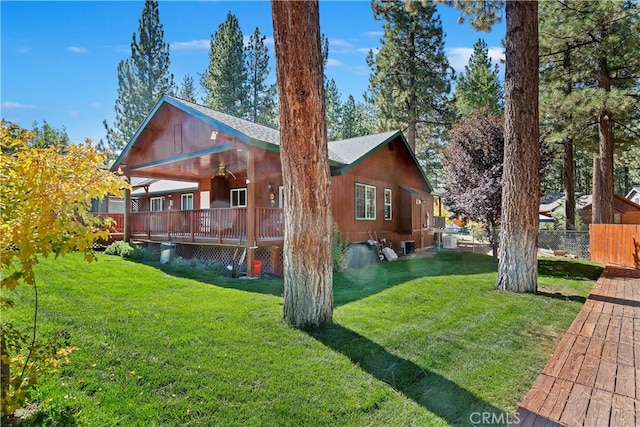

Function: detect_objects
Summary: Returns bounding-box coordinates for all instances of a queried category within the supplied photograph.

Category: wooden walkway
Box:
[512,266,640,427]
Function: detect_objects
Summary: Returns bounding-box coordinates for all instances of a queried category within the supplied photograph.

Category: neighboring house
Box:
[540,193,640,225]
[110,94,443,275]
[626,187,640,205]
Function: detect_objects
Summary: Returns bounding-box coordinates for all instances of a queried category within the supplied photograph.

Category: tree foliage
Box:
[103,0,174,153]
[0,121,129,416]
[367,0,454,151]
[29,120,70,150]
[245,27,278,127]
[443,108,503,258]
[453,38,503,117]
[201,12,248,117]
[177,74,198,103]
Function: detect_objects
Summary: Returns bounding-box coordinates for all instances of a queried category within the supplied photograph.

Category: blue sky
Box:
[1,1,505,145]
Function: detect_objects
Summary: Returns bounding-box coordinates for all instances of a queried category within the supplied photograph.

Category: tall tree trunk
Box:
[496,0,539,293]
[592,156,603,224]
[407,28,417,152]
[564,138,576,230]
[271,0,333,328]
[595,57,614,224]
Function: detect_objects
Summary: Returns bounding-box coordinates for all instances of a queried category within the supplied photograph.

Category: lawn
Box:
[3,251,602,426]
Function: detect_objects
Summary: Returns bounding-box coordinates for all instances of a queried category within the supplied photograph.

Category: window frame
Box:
[181,193,194,210]
[230,188,247,207]
[384,188,392,221]
[150,196,165,212]
[355,182,377,221]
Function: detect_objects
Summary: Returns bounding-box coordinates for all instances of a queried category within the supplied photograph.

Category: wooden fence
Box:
[589,224,640,269]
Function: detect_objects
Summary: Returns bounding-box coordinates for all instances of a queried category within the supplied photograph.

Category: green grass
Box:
[3,252,602,426]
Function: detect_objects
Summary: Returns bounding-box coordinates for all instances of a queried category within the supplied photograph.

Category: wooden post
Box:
[246,150,256,277]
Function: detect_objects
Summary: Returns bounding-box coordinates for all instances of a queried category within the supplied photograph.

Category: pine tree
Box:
[245,27,277,127]
[325,78,342,141]
[367,0,453,151]
[103,0,174,152]
[29,120,70,149]
[453,38,503,117]
[201,12,247,117]
[178,74,197,103]
[539,0,640,224]
[339,95,375,139]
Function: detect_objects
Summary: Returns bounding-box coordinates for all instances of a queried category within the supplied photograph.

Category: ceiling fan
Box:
[214,160,237,180]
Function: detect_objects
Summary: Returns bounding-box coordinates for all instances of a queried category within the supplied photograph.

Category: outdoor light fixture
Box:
[268,183,273,192]
[210,131,218,140]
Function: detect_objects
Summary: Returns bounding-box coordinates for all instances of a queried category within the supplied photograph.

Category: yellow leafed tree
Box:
[0,120,129,416]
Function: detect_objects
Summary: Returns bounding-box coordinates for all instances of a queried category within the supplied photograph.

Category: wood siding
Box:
[622,211,640,224]
[589,224,640,268]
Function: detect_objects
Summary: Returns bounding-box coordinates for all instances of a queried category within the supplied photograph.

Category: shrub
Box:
[332,224,352,272]
[104,241,133,257]
[123,246,159,262]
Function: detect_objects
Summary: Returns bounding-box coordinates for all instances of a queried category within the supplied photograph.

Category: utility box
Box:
[400,240,415,256]
[443,235,457,249]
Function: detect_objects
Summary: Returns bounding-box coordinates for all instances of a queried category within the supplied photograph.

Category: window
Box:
[384,188,392,220]
[230,188,247,207]
[355,183,376,220]
[181,193,194,210]
[150,197,165,212]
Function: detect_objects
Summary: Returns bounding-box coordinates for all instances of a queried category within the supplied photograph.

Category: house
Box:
[110,94,444,275]
[540,192,640,225]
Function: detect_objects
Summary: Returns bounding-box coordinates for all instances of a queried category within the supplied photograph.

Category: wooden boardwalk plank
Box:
[583,388,612,427]
[614,364,635,399]
[538,377,572,420]
[610,394,635,427]
[559,383,591,426]
[594,360,617,393]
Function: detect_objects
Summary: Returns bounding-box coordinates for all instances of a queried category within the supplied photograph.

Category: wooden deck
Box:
[511,266,640,426]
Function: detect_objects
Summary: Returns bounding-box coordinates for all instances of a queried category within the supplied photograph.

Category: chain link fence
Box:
[538,230,590,259]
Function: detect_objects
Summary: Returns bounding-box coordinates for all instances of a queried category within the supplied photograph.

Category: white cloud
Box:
[1,101,39,110]
[365,31,383,37]
[447,46,504,74]
[67,46,88,54]
[326,58,344,67]
[90,102,101,110]
[329,38,353,48]
[68,111,81,118]
[17,47,29,54]
[171,39,209,51]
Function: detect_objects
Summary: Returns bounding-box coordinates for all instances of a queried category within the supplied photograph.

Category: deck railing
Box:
[129,207,284,244]
[92,213,125,233]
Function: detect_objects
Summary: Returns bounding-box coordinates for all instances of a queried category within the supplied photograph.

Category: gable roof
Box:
[112,95,432,191]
